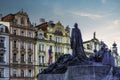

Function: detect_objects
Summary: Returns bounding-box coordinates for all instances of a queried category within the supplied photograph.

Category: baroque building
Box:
[35,21,71,79]
[83,32,101,57]
[2,11,36,80]
[0,21,10,80]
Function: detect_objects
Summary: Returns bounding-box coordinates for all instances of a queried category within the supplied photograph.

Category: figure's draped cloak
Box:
[71,27,87,59]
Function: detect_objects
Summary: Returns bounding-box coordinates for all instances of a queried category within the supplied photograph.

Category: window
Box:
[28,55,32,63]
[13,40,17,48]
[39,56,41,65]
[39,44,44,51]
[42,56,44,64]
[56,37,62,43]
[28,70,32,77]
[21,54,24,63]
[13,30,16,35]
[21,17,24,25]
[39,56,44,65]
[87,44,92,50]
[0,53,4,63]
[13,53,17,62]
[21,70,24,77]
[13,69,17,77]
[38,33,43,39]
[0,37,4,48]
[56,46,62,53]
[49,35,52,41]
[21,31,24,36]
[28,43,31,49]
[0,68,4,78]
[21,41,24,49]
[0,28,4,32]
[28,32,32,37]
[55,29,63,36]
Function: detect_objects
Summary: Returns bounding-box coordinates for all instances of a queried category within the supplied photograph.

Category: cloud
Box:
[112,20,120,25]
[71,12,103,20]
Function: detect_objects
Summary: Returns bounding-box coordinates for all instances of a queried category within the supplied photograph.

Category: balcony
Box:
[12,47,18,53]
[28,61,32,64]
[20,48,26,53]
[21,60,25,64]
[13,60,18,64]
[28,49,33,54]
[39,63,48,67]
[55,52,64,56]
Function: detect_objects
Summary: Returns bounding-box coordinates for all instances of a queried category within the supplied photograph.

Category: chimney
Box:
[0,14,2,21]
[48,20,53,26]
[39,18,45,24]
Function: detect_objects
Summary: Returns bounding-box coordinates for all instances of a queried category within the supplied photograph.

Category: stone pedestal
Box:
[38,65,116,80]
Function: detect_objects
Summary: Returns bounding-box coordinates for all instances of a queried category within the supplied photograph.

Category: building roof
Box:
[36,22,55,31]
[2,11,29,22]
[83,38,100,44]
[2,14,15,22]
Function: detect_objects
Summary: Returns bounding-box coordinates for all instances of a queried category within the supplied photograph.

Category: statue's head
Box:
[74,23,78,28]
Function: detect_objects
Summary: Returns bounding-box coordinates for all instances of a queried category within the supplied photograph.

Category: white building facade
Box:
[0,21,10,80]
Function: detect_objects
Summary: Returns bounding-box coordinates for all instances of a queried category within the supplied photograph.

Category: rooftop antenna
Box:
[93,32,96,39]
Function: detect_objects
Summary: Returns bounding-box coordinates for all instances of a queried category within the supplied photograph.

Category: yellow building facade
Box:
[35,21,71,79]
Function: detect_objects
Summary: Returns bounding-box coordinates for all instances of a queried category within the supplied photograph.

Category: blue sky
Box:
[0,0,120,53]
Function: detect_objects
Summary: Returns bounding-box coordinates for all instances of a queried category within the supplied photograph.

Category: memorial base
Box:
[38,65,120,80]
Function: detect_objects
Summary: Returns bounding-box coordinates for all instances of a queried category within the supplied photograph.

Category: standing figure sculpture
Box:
[71,23,87,60]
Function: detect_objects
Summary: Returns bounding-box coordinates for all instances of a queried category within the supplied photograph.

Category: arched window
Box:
[38,33,43,39]
[21,70,24,77]
[13,53,17,62]
[49,35,52,41]
[0,28,4,32]
[54,29,63,36]
[0,53,4,62]
[21,17,24,24]
[28,70,32,77]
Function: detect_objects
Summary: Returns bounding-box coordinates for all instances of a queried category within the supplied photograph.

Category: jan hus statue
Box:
[71,23,87,59]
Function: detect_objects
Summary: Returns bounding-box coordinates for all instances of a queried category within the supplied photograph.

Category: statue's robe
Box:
[71,27,87,59]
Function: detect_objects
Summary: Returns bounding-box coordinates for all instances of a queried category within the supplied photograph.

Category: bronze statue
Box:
[71,23,87,59]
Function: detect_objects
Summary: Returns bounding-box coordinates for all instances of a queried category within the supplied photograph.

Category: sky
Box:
[0,0,120,53]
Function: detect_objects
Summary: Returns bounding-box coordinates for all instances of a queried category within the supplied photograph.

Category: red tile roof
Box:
[36,22,55,31]
[36,22,48,31]
[2,14,15,22]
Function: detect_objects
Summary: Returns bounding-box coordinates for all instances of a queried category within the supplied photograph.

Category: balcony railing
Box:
[39,63,48,67]
[13,60,18,63]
